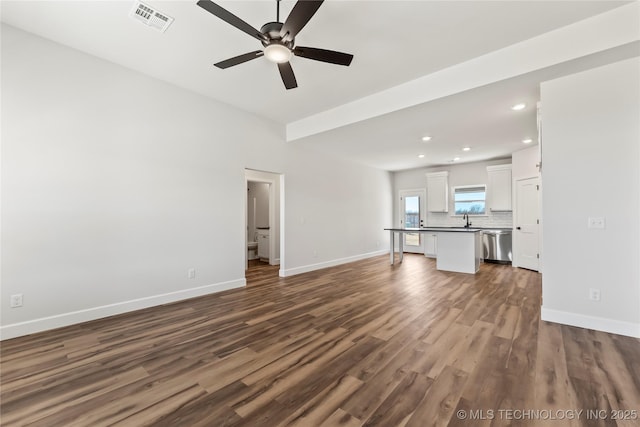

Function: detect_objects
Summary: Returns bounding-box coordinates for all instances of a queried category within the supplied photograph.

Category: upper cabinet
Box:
[486,164,512,212]
[426,171,449,212]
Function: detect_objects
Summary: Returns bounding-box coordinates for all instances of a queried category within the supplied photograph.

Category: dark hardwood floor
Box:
[1,254,639,426]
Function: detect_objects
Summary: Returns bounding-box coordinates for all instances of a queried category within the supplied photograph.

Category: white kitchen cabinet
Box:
[424,234,437,258]
[257,229,270,261]
[487,164,512,212]
[426,171,449,212]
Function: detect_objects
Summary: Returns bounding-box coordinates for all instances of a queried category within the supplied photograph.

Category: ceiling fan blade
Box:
[214,50,264,69]
[197,0,266,42]
[277,62,298,90]
[293,46,353,66]
[280,0,324,42]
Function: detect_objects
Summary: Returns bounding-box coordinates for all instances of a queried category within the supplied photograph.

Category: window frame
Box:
[453,184,487,216]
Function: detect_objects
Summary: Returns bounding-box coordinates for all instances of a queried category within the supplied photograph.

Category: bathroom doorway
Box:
[247,180,270,267]
[245,169,282,282]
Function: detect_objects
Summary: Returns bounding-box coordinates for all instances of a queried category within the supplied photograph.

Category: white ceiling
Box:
[297,41,640,170]
[1,1,635,170]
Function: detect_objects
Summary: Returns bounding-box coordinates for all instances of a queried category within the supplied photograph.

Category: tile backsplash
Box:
[427,211,513,229]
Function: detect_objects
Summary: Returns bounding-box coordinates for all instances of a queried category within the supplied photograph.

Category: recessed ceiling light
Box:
[462,147,471,152]
[421,136,432,142]
[453,157,460,161]
[418,154,425,158]
[522,138,533,144]
[511,103,526,111]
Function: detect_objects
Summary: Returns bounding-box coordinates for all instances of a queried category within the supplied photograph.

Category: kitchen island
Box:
[384,227,482,274]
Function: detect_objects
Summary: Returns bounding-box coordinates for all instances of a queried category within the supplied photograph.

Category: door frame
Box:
[513,176,541,271]
[398,188,427,253]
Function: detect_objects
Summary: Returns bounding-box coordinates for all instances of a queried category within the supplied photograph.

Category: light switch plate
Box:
[588,217,605,229]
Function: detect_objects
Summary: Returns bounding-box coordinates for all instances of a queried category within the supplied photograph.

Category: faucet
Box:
[463,214,472,228]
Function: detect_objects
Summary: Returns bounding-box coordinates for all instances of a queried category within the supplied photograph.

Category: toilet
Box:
[247,241,258,260]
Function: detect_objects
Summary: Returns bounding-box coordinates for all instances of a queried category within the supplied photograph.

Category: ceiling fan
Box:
[196,0,354,89]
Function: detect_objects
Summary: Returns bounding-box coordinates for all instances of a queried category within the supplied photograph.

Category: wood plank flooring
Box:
[1,254,639,426]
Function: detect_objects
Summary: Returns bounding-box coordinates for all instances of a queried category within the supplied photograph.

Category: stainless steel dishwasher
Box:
[482,229,512,264]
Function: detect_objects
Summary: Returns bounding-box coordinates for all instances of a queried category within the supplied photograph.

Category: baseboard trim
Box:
[0,279,245,341]
[541,306,640,338]
[279,249,388,277]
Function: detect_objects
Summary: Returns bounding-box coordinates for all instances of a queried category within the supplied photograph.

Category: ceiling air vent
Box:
[129,1,173,33]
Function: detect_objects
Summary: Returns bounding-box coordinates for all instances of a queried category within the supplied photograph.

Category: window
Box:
[404,196,420,228]
[404,195,420,245]
[454,185,486,215]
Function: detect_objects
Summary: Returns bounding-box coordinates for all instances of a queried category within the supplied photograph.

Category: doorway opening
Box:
[247,181,270,267]
[245,169,282,283]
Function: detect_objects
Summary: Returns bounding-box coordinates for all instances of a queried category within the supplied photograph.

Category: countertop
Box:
[384,227,482,233]
[423,226,512,231]
[385,227,512,233]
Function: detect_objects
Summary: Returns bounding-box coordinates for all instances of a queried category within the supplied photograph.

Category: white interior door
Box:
[399,189,426,253]
[515,177,540,271]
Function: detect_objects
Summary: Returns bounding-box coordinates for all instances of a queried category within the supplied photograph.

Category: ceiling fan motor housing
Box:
[260,22,294,49]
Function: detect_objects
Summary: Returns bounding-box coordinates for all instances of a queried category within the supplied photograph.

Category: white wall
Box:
[0,25,392,339]
[393,159,513,229]
[247,181,270,240]
[254,183,270,229]
[281,142,392,276]
[540,57,640,338]
[512,146,540,181]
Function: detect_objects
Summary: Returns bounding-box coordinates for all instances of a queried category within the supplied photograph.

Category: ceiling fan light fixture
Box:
[264,43,292,63]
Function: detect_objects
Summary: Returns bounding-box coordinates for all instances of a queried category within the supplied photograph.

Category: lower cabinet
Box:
[424,233,437,258]
[257,229,270,260]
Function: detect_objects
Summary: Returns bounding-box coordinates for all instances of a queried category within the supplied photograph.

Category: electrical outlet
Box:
[588,217,605,229]
[589,288,601,301]
[188,268,196,279]
[10,294,23,308]
[312,250,318,258]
